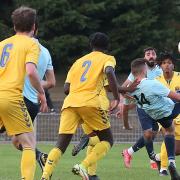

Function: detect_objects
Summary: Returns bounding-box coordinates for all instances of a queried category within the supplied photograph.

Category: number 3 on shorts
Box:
[80,60,92,82]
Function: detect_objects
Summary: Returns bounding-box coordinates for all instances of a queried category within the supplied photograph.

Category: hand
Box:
[115,102,123,118]
[109,99,120,114]
[127,78,140,92]
[38,93,48,112]
[123,93,135,100]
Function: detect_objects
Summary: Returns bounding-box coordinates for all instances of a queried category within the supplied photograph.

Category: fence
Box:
[0,109,163,143]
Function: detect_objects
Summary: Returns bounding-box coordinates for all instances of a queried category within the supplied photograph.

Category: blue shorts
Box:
[137,107,159,131]
[157,103,180,128]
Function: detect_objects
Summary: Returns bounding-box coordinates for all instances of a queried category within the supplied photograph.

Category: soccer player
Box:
[11,21,55,172]
[121,47,163,170]
[0,6,47,180]
[156,52,180,176]
[41,32,120,180]
[129,58,180,180]
[121,47,162,130]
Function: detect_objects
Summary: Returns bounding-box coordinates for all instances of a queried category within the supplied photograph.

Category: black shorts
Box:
[23,96,39,123]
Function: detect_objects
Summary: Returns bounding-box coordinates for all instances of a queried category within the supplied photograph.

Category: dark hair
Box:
[131,58,146,76]
[89,32,109,51]
[157,51,176,66]
[11,6,36,32]
[143,47,157,54]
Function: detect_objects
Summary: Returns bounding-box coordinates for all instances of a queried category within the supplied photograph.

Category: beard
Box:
[146,58,155,67]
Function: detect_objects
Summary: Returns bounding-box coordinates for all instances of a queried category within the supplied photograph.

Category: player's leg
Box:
[0,99,36,180]
[41,108,81,180]
[174,118,180,156]
[72,107,113,179]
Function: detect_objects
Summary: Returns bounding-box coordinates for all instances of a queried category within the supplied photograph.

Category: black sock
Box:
[132,136,145,152]
[164,135,175,160]
[144,137,155,160]
[35,148,42,160]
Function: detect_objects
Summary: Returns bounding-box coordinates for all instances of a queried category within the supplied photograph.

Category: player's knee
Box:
[144,130,153,141]
[96,128,114,147]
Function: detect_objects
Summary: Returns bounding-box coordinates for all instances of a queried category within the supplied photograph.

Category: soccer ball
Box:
[178,42,180,53]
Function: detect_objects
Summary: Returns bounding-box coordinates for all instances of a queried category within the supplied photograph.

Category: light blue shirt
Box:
[23,40,53,104]
[128,65,162,82]
[131,78,175,120]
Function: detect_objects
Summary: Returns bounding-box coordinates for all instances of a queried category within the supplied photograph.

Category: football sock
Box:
[89,136,100,146]
[35,148,42,160]
[144,137,155,159]
[21,148,36,180]
[127,147,134,155]
[81,141,110,169]
[160,141,168,169]
[87,145,97,176]
[164,135,175,162]
[132,136,145,152]
[42,147,62,179]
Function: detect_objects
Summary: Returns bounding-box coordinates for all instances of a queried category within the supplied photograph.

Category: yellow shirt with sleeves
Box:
[156,71,180,124]
[62,51,116,109]
[0,34,39,100]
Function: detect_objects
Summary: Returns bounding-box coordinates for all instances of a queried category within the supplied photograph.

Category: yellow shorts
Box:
[59,107,110,134]
[0,98,33,136]
[82,123,93,135]
[174,116,180,140]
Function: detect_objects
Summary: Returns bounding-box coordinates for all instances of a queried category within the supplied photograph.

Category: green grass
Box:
[0,143,179,180]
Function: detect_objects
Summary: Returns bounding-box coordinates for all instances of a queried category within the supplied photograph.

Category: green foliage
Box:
[0,0,179,72]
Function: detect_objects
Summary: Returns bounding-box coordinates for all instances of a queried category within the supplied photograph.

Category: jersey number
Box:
[0,44,13,67]
[80,60,92,82]
[133,93,150,107]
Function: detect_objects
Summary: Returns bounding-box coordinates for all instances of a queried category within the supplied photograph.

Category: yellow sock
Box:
[82,141,111,169]
[21,148,36,180]
[42,147,62,179]
[160,141,168,169]
[89,136,100,146]
[87,145,97,176]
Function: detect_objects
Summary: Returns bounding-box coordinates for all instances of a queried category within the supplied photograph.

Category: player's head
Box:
[11,6,37,34]
[143,47,157,67]
[158,52,175,73]
[131,58,147,77]
[89,32,109,52]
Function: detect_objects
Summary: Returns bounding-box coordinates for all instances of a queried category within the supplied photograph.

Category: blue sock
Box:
[144,137,155,159]
[164,135,175,160]
[132,136,145,152]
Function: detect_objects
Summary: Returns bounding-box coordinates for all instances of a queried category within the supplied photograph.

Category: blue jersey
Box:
[23,39,53,103]
[128,65,162,82]
[131,78,174,120]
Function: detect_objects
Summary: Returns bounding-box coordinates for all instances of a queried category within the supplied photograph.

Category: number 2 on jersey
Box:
[80,60,92,82]
[0,44,13,67]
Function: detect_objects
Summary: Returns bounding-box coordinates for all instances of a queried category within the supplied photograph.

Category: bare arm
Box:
[41,69,56,89]
[168,91,180,102]
[26,63,47,112]
[64,82,70,95]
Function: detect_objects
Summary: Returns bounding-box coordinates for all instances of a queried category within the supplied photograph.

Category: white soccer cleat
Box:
[72,164,89,180]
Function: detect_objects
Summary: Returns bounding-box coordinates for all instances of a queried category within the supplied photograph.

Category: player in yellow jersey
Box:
[41,32,120,180]
[0,6,47,180]
[156,52,180,176]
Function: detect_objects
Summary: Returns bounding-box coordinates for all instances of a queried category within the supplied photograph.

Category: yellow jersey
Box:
[0,34,39,100]
[156,71,180,123]
[62,51,116,109]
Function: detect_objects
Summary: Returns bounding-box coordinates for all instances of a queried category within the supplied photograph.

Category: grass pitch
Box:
[0,143,179,180]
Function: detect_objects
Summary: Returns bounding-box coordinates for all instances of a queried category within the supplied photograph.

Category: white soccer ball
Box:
[178,42,180,53]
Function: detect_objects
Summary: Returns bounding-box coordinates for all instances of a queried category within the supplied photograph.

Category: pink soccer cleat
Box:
[122,149,132,168]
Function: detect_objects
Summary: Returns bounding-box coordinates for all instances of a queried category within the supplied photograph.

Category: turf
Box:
[0,143,179,180]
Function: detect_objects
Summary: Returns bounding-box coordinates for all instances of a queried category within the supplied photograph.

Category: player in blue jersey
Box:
[129,58,180,180]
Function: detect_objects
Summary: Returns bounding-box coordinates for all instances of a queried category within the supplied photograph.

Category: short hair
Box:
[131,58,147,76]
[89,32,109,50]
[157,51,176,66]
[143,47,157,54]
[11,6,37,32]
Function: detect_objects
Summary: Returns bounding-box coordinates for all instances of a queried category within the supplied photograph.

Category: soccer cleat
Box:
[72,164,89,180]
[37,153,48,172]
[168,162,180,180]
[150,161,158,170]
[88,175,100,180]
[122,149,132,168]
[159,170,169,176]
[72,134,89,156]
